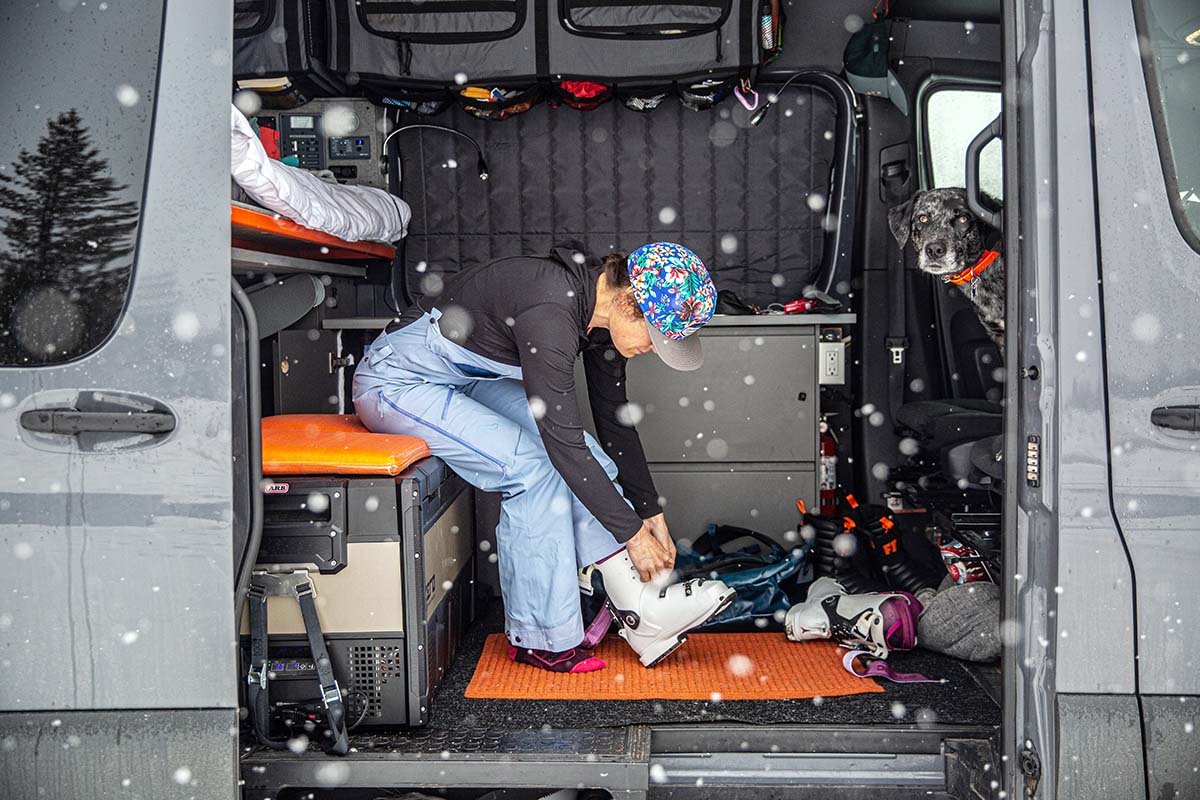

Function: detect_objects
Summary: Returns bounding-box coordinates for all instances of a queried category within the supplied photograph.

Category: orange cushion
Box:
[261,414,430,476]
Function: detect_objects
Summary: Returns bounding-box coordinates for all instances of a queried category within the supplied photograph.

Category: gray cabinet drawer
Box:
[650,465,817,545]
[623,327,817,463]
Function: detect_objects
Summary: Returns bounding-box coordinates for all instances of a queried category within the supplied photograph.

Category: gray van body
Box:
[1,0,1197,798]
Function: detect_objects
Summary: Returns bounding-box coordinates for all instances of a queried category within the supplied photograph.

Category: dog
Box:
[888,188,1005,355]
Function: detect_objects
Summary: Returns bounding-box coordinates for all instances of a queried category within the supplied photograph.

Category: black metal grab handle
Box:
[966,114,1002,229]
[19,409,175,435]
[1151,405,1200,432]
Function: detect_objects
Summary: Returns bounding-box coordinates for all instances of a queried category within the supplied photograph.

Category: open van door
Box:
[0,3,237,797]
[1008,0,1200,796]
[1085,0,1200,795]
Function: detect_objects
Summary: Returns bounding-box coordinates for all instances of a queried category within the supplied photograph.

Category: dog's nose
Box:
[925,241,947,260]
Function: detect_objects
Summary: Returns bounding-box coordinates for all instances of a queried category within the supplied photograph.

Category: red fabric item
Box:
[258,125,281,160]
[560,80,608,99]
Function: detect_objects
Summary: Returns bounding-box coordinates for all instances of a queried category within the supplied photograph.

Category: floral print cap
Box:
[627,242,716,371]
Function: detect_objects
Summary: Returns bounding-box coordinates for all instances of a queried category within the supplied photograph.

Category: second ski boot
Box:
[784,576,922,659]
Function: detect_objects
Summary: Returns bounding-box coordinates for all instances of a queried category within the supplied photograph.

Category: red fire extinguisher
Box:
[819,415,838,516]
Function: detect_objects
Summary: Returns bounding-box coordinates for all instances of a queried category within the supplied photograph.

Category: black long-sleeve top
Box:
[388,246,658,540]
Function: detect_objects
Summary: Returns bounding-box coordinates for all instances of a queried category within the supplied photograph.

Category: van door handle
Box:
[1150,405,1200,432]
[20,409,176,435]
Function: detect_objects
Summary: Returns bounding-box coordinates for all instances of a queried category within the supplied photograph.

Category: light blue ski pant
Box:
[352,310,625,651]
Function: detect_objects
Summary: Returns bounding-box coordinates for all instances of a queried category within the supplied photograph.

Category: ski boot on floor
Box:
[843,494,944,595]
[784,576,922,659]
[597,551,736,668]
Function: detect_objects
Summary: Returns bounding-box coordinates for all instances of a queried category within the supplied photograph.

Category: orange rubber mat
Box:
[464,633,883,701]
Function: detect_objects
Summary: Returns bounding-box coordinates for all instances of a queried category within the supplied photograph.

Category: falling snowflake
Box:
[705,438,729,459]
[727,654,754,677]
[114,85,139,107]
[233,90,262,116]
[616,402,645,427]
[440,305,474,343]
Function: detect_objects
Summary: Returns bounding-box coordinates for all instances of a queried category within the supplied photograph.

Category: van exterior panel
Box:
[0,710,237,800]
[1086,0,1200,697]
[0,0,236,712]
[1055,694,1146,800]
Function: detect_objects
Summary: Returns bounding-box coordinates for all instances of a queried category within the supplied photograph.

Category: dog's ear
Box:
[888,197,915,248]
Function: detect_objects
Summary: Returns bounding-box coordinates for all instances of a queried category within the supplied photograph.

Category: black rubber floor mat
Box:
[427,615,1001,731]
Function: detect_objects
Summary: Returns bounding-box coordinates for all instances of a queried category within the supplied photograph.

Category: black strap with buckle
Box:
[246,572,349,756]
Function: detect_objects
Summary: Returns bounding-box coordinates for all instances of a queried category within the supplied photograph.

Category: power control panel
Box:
[253,99,386,188]
[329,136,372,160]
[279,113,325,170]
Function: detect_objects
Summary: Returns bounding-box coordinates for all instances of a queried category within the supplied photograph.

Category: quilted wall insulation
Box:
[398,86,838,307]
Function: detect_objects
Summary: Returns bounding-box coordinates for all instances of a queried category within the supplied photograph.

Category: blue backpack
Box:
[674,524,813,628]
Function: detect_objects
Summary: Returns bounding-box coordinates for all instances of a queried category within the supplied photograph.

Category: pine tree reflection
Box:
[0,110,140,364]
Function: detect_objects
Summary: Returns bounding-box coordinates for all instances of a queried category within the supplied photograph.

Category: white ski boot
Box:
[784,577,922,659]
[597,551,736,668]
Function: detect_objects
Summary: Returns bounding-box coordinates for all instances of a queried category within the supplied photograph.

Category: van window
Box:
[0,1,163,367]
[1135,0,1200,250]
[924,87,1003,201]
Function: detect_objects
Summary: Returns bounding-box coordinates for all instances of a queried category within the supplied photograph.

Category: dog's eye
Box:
[958,214,969,224]
[917,214,928,225]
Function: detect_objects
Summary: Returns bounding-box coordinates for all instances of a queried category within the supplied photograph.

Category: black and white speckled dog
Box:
[889,188,1005,355]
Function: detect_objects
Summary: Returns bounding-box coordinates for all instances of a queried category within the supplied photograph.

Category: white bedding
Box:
[230,105,410,243]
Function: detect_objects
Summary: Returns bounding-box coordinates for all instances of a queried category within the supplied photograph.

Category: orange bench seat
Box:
[261,414,430,477]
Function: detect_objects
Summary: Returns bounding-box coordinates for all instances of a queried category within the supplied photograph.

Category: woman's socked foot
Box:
[507,644,606,673]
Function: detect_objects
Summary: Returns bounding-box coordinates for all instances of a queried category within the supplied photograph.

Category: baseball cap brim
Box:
[646,321,703,371]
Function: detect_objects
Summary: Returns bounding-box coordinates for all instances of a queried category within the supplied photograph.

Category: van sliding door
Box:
[0,3,236,798]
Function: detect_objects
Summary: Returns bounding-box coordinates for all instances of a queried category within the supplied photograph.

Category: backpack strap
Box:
[694,524,785,560]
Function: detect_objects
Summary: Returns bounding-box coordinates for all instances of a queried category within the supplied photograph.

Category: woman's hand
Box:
[642,513,676,566]
[626,525,673,582]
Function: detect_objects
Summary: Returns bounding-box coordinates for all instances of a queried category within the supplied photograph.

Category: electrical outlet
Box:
[818,342,845,385]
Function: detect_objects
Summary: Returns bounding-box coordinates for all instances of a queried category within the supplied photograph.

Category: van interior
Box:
[226,1,1010,797]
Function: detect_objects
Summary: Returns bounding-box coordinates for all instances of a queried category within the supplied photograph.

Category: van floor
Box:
[427,612,1001,731]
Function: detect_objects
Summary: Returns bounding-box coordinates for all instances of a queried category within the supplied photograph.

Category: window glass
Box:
[0,1,163,366]
[925,88,1003,201]
[1135,0,1200,249]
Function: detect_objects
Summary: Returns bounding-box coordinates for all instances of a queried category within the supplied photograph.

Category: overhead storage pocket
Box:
[357,0,524,43]
[234,0,343,94]
[548,0,767,80]
[328,0,537,88]
[560,0,729,37]
[234,0,275,39]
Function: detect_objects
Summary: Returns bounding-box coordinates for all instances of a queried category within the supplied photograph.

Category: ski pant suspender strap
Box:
[294,578,350,755]
[245,571,349,756]
[885,228,908,417]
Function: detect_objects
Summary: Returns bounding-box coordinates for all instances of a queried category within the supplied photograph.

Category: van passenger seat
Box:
[895,399,1003,451]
